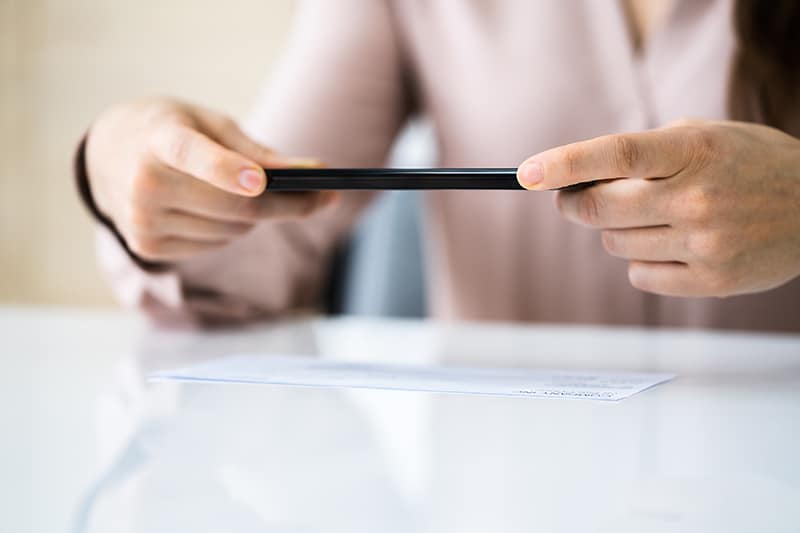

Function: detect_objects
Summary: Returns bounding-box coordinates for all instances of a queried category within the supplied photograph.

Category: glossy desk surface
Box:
[7,307,800,532]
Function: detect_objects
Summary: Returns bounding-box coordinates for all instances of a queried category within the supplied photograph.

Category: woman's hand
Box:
[517,120,800,297]
[86,98,334,262]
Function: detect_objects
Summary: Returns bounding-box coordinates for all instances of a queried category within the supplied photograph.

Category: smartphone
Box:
[263,168,593,192]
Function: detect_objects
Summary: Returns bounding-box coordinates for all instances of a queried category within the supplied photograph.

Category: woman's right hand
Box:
[85,97,334,262]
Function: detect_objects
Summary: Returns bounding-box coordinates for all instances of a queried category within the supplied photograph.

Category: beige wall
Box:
[0,0,297,306]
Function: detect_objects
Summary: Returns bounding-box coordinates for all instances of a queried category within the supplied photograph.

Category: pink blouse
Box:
[93,0,800,331]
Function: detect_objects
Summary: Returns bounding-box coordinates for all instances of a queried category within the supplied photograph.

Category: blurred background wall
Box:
[0,0,297,306]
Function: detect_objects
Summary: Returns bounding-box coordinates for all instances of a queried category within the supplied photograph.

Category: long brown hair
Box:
[729,0,800,135]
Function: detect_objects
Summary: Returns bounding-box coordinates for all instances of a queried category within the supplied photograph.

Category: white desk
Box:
[6,307,800,532]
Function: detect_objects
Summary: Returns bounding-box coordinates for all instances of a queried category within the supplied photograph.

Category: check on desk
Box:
[150,354,674,401]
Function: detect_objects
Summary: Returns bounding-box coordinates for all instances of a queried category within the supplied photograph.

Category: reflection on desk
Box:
[11,308,800,533]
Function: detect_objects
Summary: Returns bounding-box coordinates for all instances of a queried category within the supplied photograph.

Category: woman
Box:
[78,0,800,331]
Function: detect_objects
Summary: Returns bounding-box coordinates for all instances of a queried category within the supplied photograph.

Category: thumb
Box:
[202,113,320,170]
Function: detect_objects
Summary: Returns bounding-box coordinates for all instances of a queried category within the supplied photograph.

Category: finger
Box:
[150,122,267,196]
[517,128,695,190]
[129,236,229,262]
[555,178,672,229]
[158,210,254,241]
[627,261,714,297]
[198,113,322,170]
[258,191,340,219]
[601,226,687,262]
[161,167,337,222]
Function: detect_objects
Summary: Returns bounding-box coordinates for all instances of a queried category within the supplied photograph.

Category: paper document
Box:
[150,354,674,401]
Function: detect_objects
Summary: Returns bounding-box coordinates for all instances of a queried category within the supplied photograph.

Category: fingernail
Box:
[518,160,544,189]
[239,168,264,192]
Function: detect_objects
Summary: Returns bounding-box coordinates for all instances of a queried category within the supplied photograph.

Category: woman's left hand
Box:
[516,119,800,297]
